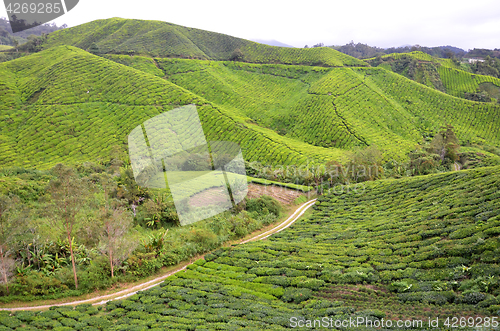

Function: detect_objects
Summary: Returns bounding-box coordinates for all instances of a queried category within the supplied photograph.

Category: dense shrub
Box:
[281,287,312,303]
[246,195,282,217]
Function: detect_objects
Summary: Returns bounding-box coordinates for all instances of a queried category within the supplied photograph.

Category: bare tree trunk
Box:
[110,247,114,278]
[67,232,78,289]
[0,247,8,295]
[27,245,31,266]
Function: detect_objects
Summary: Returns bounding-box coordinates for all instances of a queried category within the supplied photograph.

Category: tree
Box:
[230,48,244,61]
[96,173,135,278]
[98,203,135,278]
[46,164,90,289]
[428,124,460,163]
[89,42,100,54]
[0,195,19,294]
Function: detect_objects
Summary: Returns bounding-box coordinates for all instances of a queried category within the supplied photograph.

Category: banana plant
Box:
[15,264,32,277]
[141,229,169,254]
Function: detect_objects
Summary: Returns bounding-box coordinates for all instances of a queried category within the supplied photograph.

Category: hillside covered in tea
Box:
[1,166,499,329]
[0,17,500,325]
[1,26,500,169]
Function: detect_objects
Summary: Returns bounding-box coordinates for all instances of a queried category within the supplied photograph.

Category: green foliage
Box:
[366,51,500,104]
[246,195,282,217]
[109,165,500,326]
[281,287,312,303]
[247,176,313,192]
[438,65,500,101]
[39,17,366,67]
[1,43,500,169]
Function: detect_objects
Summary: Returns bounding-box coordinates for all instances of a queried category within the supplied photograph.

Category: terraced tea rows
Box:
[40,17,366,68]
[356,67,500,146]
[438,66,500,100]
[238,43,367,67]
[2,36,500,169]
[3,167,496,329]
[151,166,499,325]
[0,46,347,168]
[374,51,459,69]
[150,59,500,159]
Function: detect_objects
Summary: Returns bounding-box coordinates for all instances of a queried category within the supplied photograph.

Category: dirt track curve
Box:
[1,199,317,311]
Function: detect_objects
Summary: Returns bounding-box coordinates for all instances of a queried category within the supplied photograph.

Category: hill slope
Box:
[105,55,500,154]
[0,46,348,169]
[40,18,366,67]
[367,51,500,103]
[149,166,500,321]
[1,167,498,327]
[1,46,500,169]
[4,167,497,327]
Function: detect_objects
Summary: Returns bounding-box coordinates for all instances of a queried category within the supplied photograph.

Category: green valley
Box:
[0,15,500,328]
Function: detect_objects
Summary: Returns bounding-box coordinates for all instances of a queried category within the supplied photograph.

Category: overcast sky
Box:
[2,0,500,50]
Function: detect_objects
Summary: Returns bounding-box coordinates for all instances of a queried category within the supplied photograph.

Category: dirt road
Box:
[1,198,317,311]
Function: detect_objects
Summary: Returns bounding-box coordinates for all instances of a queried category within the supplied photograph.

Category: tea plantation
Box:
[39,17,366,67]
[0,46,347,169]
[1,166,498,329]
[366,51,500,103]
[103,56,500,160]
[2,20,500,169]
[1,17,500,329]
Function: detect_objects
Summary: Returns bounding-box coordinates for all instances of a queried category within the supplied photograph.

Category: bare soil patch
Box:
[246,183,305,205]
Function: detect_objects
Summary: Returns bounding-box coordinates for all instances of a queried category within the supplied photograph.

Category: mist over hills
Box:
[251,39,295,48]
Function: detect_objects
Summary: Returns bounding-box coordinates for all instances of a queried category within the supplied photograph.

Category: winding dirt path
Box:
[1,199,317,311]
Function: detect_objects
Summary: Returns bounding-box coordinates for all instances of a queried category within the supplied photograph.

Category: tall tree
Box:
[0,195,19,294]
[47,164,90,289]
[97,173,135,277]
[99,204,134,278]
[428,125,460,163]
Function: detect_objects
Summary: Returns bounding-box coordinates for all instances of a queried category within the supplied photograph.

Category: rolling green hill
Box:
[1,44,500,169]
[367,51,500,103]
[0,18,499,170]
[438,66,500,101]
[40,17,366,67]
[1,17,500,324]
[0,46,348,169]
[128,165,500,323]
[107,55,500,153]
